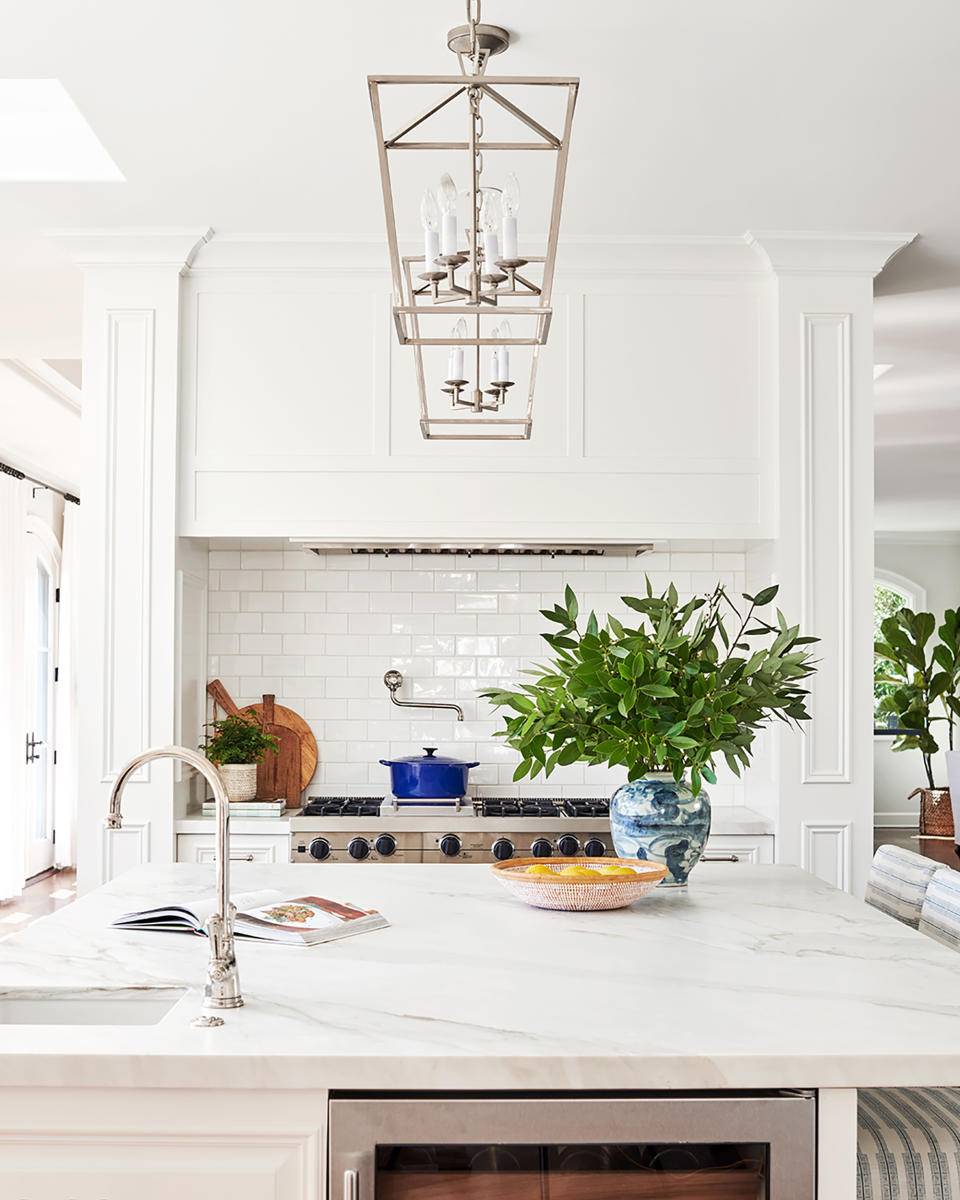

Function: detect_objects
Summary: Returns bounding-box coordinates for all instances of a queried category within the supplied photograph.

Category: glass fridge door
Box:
[330,1093,815,1200]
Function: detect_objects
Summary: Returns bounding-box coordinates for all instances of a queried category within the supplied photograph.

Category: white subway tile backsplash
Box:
[219,570,263,591]
[239,634,283,654]
[208,543,746,795]
[262,612,306,634]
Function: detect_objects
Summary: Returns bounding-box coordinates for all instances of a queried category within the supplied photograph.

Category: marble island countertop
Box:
[0,861,957,1092]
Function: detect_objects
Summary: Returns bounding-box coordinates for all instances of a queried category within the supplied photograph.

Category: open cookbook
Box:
[112,891,389,946]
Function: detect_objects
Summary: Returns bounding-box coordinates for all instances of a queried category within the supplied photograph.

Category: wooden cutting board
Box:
[241,696,317,802]
[206,680,318,801]
[249,693,301,807]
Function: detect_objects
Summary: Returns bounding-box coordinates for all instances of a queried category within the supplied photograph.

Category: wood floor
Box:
[874,827,959,867]
[0,868,77,941]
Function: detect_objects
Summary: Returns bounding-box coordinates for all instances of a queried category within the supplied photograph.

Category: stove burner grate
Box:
[564,798,610,818]
[301,797,384,817]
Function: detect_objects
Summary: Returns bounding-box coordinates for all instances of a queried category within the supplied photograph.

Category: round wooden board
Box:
[241,702,318,792]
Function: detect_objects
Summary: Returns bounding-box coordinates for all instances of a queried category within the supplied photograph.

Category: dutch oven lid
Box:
[379,746,480,768]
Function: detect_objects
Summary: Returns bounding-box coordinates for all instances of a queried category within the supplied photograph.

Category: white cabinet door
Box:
[176,832,289,864]
[0,1087,323,1200]
[701,834,775,865]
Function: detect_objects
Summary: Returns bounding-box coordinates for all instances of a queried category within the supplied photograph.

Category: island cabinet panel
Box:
[0,1087,325,1200]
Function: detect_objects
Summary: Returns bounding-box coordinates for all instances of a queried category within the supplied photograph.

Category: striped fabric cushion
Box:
[919,866,960,951]
[859,1088,960,1199]
[864,844,939,929]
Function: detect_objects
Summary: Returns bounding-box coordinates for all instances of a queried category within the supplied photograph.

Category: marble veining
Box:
[0,862,958,1092]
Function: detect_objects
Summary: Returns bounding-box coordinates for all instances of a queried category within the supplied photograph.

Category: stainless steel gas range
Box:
[290,796,615,864]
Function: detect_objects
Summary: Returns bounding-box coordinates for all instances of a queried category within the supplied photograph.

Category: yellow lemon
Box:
[526,864,554,875]
[596,864,623,875]
[559,864,583,876]
[610,867,640,878]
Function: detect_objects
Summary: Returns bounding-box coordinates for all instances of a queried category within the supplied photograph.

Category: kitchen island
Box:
[1,861,958,1197]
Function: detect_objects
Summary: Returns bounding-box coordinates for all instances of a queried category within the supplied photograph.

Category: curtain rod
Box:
[0,460,80,505]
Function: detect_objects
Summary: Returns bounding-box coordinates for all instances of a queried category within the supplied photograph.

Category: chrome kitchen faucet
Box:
[105,745,242,1025]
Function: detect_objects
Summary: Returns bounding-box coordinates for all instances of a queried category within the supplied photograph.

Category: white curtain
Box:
[54,500,78,868]
[0,473,27,899]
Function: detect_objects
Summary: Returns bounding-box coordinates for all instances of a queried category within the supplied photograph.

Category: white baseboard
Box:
[874,813,920,828]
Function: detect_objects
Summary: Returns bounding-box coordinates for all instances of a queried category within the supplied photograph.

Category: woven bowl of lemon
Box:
[491,857,668,912]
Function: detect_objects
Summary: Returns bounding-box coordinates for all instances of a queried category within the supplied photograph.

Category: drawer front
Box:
[176,833,289,864]
[701,834,774,865]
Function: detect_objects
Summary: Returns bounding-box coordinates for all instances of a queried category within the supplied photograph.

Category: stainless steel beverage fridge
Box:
[329,1092,817,1199]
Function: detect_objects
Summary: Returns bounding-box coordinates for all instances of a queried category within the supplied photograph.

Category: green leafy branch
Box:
[481,580,818,796]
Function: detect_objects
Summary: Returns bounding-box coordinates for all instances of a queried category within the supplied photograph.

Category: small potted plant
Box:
[200,712,280,802]
[875,606,959,838]
[482,581,817,885]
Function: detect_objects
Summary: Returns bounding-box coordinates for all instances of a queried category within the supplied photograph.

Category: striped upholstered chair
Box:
[858,1088,960,1197]
[864,843,939,929]
[919,865,960,951]
[857,864,960,1197]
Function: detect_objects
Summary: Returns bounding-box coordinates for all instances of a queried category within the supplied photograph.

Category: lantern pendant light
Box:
[368,1,579,440]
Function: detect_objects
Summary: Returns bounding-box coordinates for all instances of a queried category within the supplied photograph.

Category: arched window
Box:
[874,570,926,726]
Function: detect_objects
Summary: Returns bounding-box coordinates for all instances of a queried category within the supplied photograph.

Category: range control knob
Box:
[374,833,397,858]
[583,838,606,858]
[531,838,554,858]
[308,837,331,861]
[348,837,370,861]
[557,835,581,857]
[439,834,462,858]
[491,837,515,862]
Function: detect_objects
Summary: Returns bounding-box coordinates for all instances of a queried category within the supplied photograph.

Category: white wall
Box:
[874,536,960,824]
[205,540,748,803]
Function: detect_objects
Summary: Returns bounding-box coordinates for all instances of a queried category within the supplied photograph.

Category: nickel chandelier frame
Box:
[368,1,578,440]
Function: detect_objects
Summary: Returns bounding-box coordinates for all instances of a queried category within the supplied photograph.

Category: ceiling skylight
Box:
[0,80,123,181]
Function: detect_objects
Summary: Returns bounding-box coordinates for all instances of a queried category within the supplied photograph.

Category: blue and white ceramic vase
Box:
[610,773,711,886]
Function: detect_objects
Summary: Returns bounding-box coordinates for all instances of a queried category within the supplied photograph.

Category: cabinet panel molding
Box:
[801,820,852,892]
[101,309,155,784]
[800,313,852,784]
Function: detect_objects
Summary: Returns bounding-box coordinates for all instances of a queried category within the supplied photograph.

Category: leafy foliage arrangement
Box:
[482,581,818,795]
[201,712,280,766]
[876,605,960,786]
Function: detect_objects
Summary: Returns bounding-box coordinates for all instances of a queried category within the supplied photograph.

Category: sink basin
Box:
[0,987,187,1025]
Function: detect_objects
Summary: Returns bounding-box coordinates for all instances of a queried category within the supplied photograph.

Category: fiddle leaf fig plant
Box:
[935,608,960,752]
[482,581,818,796]
[875,608,951,787]
[200,712,280,766]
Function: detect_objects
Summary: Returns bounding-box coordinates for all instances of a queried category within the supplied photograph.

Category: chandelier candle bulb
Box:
[439,173,459,255]
[496,320,512,381]
[420,188,441,270]
[501,172,520,260]
[480,189,502,265]
[448,317,467,381]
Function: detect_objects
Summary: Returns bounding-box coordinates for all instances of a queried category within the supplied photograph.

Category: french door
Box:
[24,545,58,878]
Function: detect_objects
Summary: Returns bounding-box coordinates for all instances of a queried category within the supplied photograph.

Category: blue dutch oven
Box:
[379,747,479,800]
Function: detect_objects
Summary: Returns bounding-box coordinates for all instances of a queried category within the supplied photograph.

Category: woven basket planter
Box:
[910,787,954,837]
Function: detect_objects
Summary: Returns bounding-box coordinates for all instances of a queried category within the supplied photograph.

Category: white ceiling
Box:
[1,0,958,526]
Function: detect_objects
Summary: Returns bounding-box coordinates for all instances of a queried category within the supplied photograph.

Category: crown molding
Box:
[3,359,81,413]
[188,232,768,277]
[746,230,917,277]
[45,227,213,271]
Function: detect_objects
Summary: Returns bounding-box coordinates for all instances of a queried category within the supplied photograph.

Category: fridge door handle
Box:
[344,1168,359,1200]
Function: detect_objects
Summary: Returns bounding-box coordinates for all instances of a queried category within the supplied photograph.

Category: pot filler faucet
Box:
[384,669,464,721]
[105,745,242,1024]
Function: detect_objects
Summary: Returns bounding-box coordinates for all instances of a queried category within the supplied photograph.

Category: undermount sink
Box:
[0,987,188,1026]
